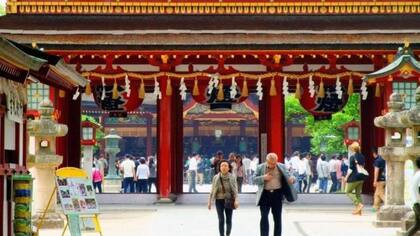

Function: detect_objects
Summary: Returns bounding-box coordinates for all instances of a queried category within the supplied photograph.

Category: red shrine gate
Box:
[1,0,419,201]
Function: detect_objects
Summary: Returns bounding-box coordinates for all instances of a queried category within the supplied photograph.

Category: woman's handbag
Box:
[220,176,236,210]
[355,160,369,180]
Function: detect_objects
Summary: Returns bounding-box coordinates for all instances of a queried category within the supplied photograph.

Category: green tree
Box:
[305,94,360,155]
[285,94,361,155]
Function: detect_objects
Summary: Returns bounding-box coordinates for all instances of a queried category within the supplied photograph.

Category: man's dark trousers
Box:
[259,189,283,236]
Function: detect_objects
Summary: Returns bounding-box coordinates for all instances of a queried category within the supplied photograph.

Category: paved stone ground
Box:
[39,204,400,236]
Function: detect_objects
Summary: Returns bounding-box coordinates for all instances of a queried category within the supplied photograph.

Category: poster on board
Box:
[56,177,99,215]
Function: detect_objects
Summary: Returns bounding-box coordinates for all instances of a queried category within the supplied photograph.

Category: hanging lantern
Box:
[138,79,145,99]
[241,78,248,97]
[112,79,119,99]
[270,78,277,96]
[347,77,354,96]
[299,80,349,121]
[295,79,301,99]
[193,78,200,96]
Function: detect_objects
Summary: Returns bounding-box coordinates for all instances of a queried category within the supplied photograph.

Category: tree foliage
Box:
[285,94,361,155]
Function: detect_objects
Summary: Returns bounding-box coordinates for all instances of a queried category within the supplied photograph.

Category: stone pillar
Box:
[374,93,411,227]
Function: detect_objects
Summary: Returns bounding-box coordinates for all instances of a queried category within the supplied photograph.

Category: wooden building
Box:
[0,0,419,202]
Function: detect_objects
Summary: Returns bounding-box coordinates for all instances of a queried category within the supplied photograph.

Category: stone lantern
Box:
[81,118,101,179]
[27,99,68,227]
[374,93,411,227]
[104,128,121,178]
[397,86,420,235]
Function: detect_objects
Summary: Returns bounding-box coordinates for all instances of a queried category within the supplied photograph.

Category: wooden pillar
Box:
[171,84,183,195]
[56,89,82,168]
[259,90,268,162]
[146,116,153,157]
[259,82,285,163]
[67,94,81,167]
[361,86,385,194]
[157,76,173,199]
[56,88,67,165]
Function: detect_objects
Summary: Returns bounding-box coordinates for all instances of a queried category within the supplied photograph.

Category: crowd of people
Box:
[184,151,260,193]
[91,154,157,194]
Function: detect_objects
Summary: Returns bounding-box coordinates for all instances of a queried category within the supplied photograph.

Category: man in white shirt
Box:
[188,155,198,193]
[120,155,136,193]
[136,157,150,193]
[289,151,300,191]
[242,156,252,184]
[328,155,338,193]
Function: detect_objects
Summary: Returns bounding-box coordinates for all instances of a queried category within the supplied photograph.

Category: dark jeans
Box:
[215,199,233,236]
[123,177,135,193]
[298,174,307,193]
[93,181,102,193]
[259,189,283,236]
[148,177,156,193]
[137,179,148,193]
[237,177,244,193]
[188,170,198,193]
[329,172,338,193]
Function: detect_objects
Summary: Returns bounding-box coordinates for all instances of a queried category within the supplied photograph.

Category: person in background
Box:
[328,155,338,193]
[316,154,329,193]
[188,154,199,193]
[197,155,205,185]
[242,155,252,185]
[208,159,239,236]
[148,157,157,193]
[120,155,136,193]
[344,142,367,215]
[96,154,108,179]
[289,151,300,192]
[250,156,259,185]
[297,153,308,193]
[305,152,313,193]
[212,151,224,175]
[92,164,103,193]
[228,152,236,164]
[235,154,245,193]
[136,157,150,193]
[341,155,349,192]
[336,154,344,192]
[372,147,386,211]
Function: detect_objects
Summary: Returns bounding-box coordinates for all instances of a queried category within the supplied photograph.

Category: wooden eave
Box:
[0,15,419,48]
[6,1,420,15]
